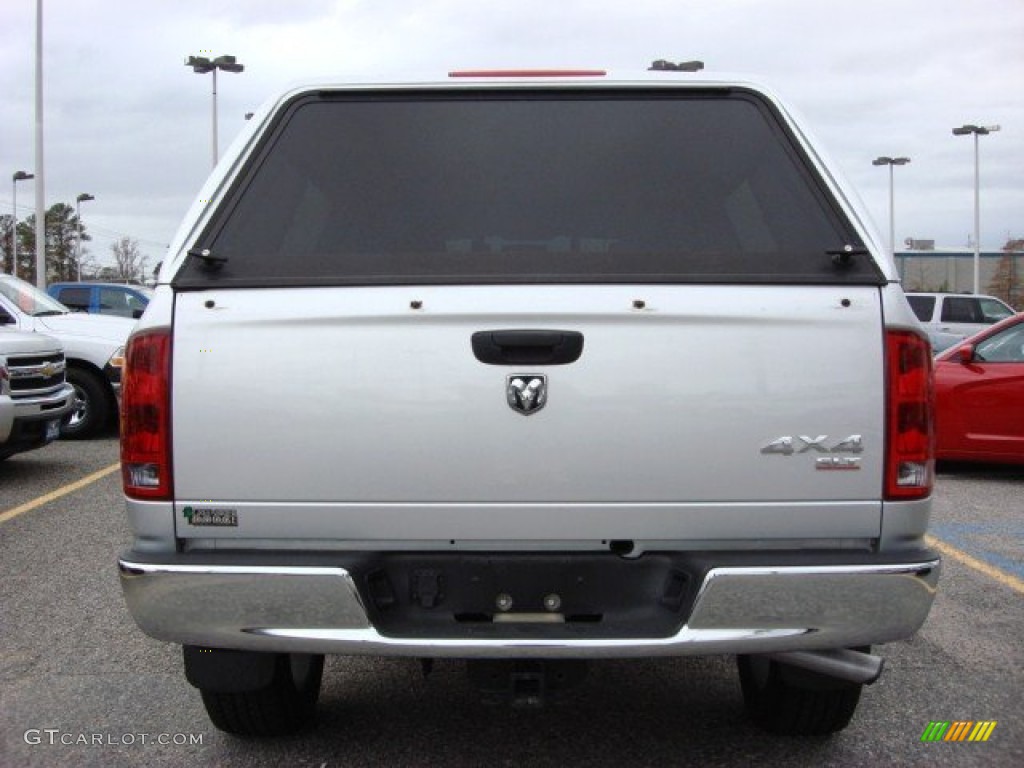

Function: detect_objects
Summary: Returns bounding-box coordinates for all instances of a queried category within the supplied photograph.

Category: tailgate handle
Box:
[471,330,584,366]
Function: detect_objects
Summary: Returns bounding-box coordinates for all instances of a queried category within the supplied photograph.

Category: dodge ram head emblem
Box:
[507,375,547,415]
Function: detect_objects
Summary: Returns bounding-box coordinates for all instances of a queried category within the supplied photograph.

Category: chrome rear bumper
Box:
[118,554,940,658]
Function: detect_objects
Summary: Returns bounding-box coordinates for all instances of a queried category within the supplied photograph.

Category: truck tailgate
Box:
[171,283,884,542]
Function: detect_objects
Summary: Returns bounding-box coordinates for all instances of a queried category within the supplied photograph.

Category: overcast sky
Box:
[1,0,1022,272]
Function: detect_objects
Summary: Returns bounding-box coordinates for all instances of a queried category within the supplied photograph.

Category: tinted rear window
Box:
[55,286,91,311]
[177,89,881,288]
[941,297,983,323]
[906,295,935,321]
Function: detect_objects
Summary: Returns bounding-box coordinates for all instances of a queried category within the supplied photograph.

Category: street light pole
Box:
[185,54,244,168]
[75,193,94,281]
[952,124,1001,294]
[872,156,910,257]
[11,171,34,277]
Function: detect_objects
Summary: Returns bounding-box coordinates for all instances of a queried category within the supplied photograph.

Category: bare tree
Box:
[110,237,149,283]
[986,239,1024,309]
[78,249,101,281]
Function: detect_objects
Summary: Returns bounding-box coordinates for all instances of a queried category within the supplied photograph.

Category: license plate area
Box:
[357,553,698,639]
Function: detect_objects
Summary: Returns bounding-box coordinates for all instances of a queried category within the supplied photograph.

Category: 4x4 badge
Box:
[507,375,547,415]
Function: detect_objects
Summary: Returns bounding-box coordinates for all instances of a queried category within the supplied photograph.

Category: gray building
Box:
[896,240,1023,309]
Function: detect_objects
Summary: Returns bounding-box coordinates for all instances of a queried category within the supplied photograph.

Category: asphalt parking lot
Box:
[1,437,1022,767]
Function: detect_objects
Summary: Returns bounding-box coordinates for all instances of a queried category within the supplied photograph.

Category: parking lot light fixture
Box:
[952,124,1001,294]
[872,156,911,258]
[11,171,35,278]
[185,54,245,168]
[75,192,94,281]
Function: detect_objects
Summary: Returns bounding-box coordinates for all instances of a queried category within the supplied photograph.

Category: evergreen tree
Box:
[0,214,13,275]
[15,203,91,284]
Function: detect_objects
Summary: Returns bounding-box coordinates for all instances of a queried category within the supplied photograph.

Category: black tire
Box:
[737,650,866,736]
[61,367,110,439]
[199,653,324,737]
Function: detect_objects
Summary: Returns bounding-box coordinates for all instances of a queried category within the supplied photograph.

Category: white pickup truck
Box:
[1,329,75,460]
[118,70,940,738]
[0,275,134,438]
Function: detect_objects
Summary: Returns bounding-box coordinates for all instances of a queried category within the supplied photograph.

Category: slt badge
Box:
[507,374,547,415]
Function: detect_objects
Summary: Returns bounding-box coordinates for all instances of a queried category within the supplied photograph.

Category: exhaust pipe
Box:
[766,648,885,685]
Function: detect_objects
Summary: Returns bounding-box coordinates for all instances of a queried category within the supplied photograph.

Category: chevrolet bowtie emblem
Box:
[40,361,62,378]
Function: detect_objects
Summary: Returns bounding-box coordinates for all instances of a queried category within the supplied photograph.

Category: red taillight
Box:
[884,330,934,500]
[121,329,172,500]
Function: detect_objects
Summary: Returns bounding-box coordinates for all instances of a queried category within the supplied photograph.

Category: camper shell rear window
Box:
[175,87,883,288]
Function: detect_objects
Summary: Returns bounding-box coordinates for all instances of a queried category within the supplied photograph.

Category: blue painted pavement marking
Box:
[929,522,1024,580]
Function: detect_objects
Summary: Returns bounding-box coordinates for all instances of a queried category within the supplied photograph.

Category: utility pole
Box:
[34,0,46,289]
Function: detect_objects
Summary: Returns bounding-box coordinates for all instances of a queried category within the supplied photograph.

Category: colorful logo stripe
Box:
[921,721,997,742]
[967,722,998,742]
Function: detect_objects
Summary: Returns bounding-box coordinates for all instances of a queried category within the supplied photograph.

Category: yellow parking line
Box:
[926,534,1024,595]
[0,462,121,524]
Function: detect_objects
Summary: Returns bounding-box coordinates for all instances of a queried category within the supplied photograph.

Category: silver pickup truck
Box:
[118,70,940,738]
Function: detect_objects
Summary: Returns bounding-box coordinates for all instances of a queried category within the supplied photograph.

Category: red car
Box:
[933,312,1024,464]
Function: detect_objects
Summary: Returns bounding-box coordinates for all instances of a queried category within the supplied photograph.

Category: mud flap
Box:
[183,646,278,693]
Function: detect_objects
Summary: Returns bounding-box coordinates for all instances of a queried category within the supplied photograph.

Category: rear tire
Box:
[199,653,324,737]
[737,650,866,735]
